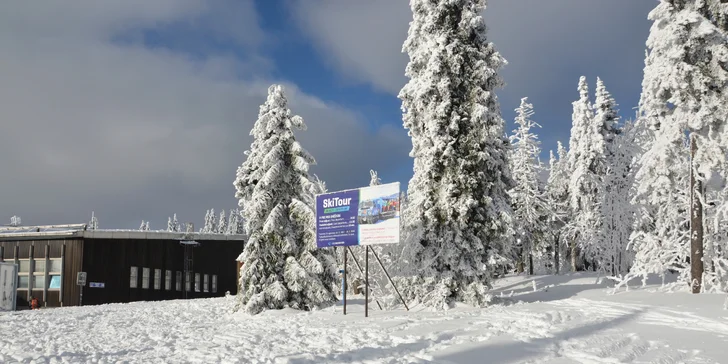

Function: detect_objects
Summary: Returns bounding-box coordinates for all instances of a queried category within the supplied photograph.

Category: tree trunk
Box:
[690,133,704,294]
[570,238,577,272]
[554,233,560,275]
[528,253,534,275]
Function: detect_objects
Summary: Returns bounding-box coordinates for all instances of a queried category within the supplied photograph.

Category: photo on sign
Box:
[357,182,400,245]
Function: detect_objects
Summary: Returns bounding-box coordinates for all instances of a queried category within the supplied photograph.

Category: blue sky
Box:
[0,0,657,229]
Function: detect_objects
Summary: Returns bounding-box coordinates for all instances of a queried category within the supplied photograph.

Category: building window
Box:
[17,259,29,290]
[194,273,200,292]
[32,275,45,290]
[165,270,172,291]
[33,260,46,274]
[49,259,62,274]
[130,266,138,288]
[18,259,30,273]
[176,271,182,291]
[154,269,161,290]
[48,275,61,290]
[203,274,209,292]
[185,272,191,292]
[142,267,150,289]
[212,275,218,293]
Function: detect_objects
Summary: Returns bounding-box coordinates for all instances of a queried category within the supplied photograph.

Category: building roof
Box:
[0,224,247,242]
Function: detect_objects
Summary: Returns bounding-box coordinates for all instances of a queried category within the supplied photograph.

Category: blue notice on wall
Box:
[49,275,61,289]
[89,282,105,288]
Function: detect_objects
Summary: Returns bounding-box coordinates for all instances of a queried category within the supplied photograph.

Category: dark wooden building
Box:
[0,224,246,309]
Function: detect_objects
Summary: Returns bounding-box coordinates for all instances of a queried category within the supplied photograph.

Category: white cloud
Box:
[0,0,408,229]
[290,0,410,94]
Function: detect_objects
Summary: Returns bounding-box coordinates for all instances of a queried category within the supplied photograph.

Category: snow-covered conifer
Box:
[89,212,98,230]
[201,209,216,234]
[139,220,149,231]
[217,210,227,234]
[566,76,612,271]
[9,216,21,227]
[226,209,238,235]
[167,217,173,232]
[398,0,513,308]
[601,120,639,276]
[545,143,570,274]
[508,97,548,275]
[234,84,337,314]
[172,214,180,232]
[632,0,728,292]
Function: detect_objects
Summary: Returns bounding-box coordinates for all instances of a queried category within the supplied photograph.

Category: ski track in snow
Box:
[1,275,726,363]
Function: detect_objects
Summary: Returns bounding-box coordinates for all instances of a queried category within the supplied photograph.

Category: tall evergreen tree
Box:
[234,85,337,314]
[566,76,613,271]
[172,214,180,232]
[217,210,227,234]
[399,0,513,308]
[601,120,639,276]
[545,142,570,274]
[508,97,548,275]
[635,0,728,292]
[88,212,98,230]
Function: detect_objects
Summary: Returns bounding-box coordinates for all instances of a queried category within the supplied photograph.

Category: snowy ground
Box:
[1,273,727,363]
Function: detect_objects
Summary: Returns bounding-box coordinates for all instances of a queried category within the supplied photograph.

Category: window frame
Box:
[154,269,161,290]
[194,273,200,292]
[212,275,218,293]
[203,274,209,293]
[165,270,172,291]
[130,266,138,288]
[176,271,182,292]
[142,267,150,289]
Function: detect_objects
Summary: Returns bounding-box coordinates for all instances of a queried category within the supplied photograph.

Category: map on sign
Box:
[315,182,400,248]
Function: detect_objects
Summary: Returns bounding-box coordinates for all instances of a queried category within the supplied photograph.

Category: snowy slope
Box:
[1,273,726,363]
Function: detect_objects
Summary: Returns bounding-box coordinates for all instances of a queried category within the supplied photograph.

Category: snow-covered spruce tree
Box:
[167,217,173,232]
[545,142,570,274]
[633,0,728,292]
[601,119,640,276]
[627,119,691,288]
[226,209,238,235]
[201,209,217,234]
[566,76,613,272]
[398,0,514,309]
[217,210,227,235]
[508,97,548,275]
[200,210,210,233]
[234,84,337,314]
[139,220,148,231]
[592,78,627,275]
[172,213,180,232]
[88,212,98,230]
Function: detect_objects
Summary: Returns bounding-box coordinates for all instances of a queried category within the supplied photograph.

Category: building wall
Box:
[80,238,244,306]
[0,239,83,308]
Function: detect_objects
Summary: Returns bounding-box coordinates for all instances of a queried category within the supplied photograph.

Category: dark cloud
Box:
[0,0,406,229]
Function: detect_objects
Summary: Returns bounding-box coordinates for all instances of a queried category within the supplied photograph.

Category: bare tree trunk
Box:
[690,133,704,294]
[528,253,534,275]
[570,238,577,272]
[554,233,560,275]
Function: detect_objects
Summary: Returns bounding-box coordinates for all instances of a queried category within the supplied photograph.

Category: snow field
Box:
[1,273,726,363]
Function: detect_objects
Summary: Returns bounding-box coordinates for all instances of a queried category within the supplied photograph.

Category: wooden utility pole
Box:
[690,134,704,294]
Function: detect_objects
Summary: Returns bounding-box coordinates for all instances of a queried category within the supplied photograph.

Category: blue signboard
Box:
[316,182,401,248]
